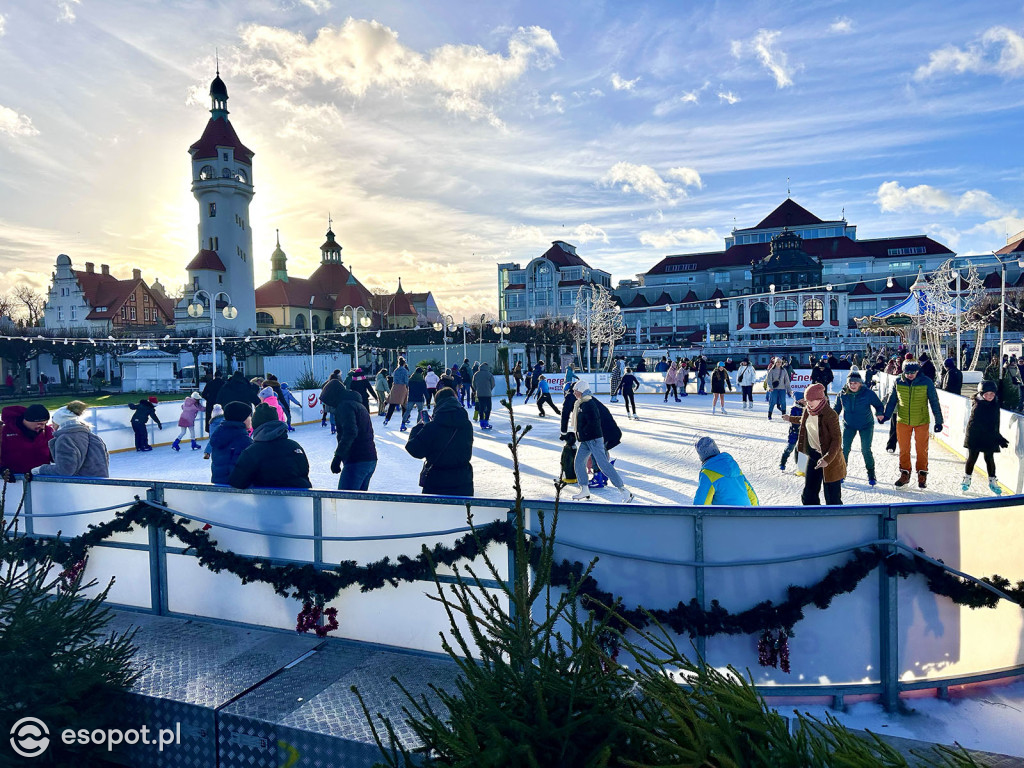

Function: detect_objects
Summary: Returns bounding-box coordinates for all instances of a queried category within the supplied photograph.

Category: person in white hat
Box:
[172,392,203,451]
[567,380,633,503]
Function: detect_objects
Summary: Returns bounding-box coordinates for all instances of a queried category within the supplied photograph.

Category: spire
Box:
[396,277,405,294]
[271,229,288,282]
[319,223,343,264]
[210,65,229,121]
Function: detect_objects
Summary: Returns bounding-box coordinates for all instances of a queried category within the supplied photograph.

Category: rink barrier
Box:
[12,475,1024,711]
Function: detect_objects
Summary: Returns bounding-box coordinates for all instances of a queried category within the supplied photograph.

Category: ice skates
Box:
[191,439,200,451]
[961,475,972,493]
[895,469,912,487]
[989,477,1002,495]
[571,487,591,501]
[171,438,181,451]
[618,487,634,503]
[918,470,928,489]
[868,469,876,487]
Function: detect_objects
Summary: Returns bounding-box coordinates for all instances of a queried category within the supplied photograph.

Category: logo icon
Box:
[307,393,318,408]
[10,717,49,758]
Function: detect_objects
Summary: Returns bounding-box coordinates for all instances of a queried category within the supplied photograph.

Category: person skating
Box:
[405,387,474,496]
[655,356,669,373]
[737,359,756,410]
[374,369,390,415]
[568,381,633,503]
[320,372,345,434]
[696,355,709,395]
[609,359,624,403]
[564,364,578,395]
[786,383,846,505]
[200,371,224,431]
[229,404,311,489]
[810,357,835,390]
[278,382,301,431]
[880,360,943,488]
[259,386,287,424]
[128,396,162,451]
[834,370,884,486]
[406,367,428,428]
[215,370,261,408]
[209,402,253,485]
[938,357,963,395]
[473,362,496,430]
[558,432,579,486]
[616,367,640,419]
[693,436,758,506]
[764,358,791,419]
[710,361,733,415]
[384,359,411,427]
[678,360,690,397]
[458,359,472,405]
[0,403,54,475]
[424,366,439,407]
[36,402,109,478]
[330,385,378,491]
[349,368,379,414]
[512,361,523,396]
[918,352,937,383]
[535,374,561,417]
[172,392,204,451]
[1000,356,1022,411]
[961,380,1009,495]
[779,401,804,473]
[664,362,680,402]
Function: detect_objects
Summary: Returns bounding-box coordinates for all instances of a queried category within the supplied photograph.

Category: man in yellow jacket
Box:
[881,360,943,489]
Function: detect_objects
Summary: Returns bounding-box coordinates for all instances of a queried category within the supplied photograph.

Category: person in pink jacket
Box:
[259,386,287,424]
[173,392,203,451]
[663,362,680,402]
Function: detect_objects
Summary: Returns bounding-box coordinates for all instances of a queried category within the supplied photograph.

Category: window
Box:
[199,165,215,180]
[70,306,76,321]
[830,298,839,322]
[256,312,274,325]
[889,261,912,270]
[737,303,744,326]
[221,168,231,178]
[750,301,769,324]
[218,275,223,284]
[776,299,798,322]
[235,168,248,184]
[294,314,306,330]
[803,298,824,322]
[143,293,149,303]
[312,315,321,331]
[130,307,136,321]
[143,308,149,321]
[120,307,127,319]
[560,290,574,305]
[208,237,219,250]
[208,202,216,217]
[665,263,698,273]
[506,294,523,309]
[713,272,730,283]
[222,152,229,161]
[888,246,927,257]
[129,293,136,302]
[57,306,63,321]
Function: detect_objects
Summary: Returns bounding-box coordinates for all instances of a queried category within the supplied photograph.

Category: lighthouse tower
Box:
[177,69,257,331]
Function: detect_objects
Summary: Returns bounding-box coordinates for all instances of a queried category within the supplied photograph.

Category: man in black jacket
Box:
[810,358,835,389]
[319,371,345,434]
[405,387,473,496]
[330,387,377,491]
[569,382,632,503]
[939,357,963,394]
[201,371,224,430]
[216,370,260,408]
[229,404,311,489]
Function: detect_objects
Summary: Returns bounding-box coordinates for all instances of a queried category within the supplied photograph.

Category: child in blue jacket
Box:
[694,436,758,506]
[780,402,803,473]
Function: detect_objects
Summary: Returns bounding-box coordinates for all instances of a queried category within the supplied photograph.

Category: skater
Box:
[696,355,709,395]
[320,372,344,433]
[259,386,287,424]
[200,371,224,430]
[279,382,301,431]
[536,374,561,417]
[558,432,579,485]
[473,362,496,429]
[786,383,846,505]
[737,359,756,409]
[0,403,53,475]
[458,359,472,405]
[678,360,690,396]
[229,404,311,489]
[615,366,640,419]
[918,352,937,383]
[834,370,884,485]
[330,384,378,491]
[938,357,962,395]
[216,370,261,408]
[811,357,835,390]
[128,396,162,451]
[569,381,633,503]
[1000,356,1022,411]
[564,364,579,395]
[523,369,536,403]
[609,359,623,404]
[512,361,523,395]
[203,404,225,459]
[374,369,390,415]
[209,402,253,485]
[693,436,758,506]
[880,360,943,489]
[36,402,109,478]
[764,358,791,420]
[349,368,379,414]
[384,358,411,426]
[172,392,204,451]
[405,387,474,496]
[407,367,428,427]
[663,362,680,402]
[962,381,1010,494]
[779,401,803,473]
[711,361,733,414]
[424,366,439,407]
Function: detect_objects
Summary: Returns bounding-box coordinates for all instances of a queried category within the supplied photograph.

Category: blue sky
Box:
[1,0,1022,317]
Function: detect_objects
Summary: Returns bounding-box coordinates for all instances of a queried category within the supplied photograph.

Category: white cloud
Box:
[680,90,700,104]
[572,224,609,244]
[718,90,740,104]
[57,0,80,23]
[830,17,854,34]
[272,97,343,143]
[298,0,331,12]
[0,105,39,137]
[236,20,559,125]
[549,92,565,113]
[751,29,795,88]
[506,224,548,246]
[600,162,696,202]
[914,26,1024,80]
[610,72,640,91]
[667,166,702,189]
[638,227,719,249]
[876,180,1005,218]
[0,15,6,36]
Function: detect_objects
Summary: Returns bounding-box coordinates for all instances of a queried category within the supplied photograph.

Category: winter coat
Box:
[833,386,885,430]
[473,364,496,397]
[573,396,622,450]
[209,421,253,485]
[0,406,54,474]
[178,397,203,428]
[696,358,709,377]
[201,378,225,407]
[349,377,377,410]
[655,361,669,373]
[810,364,835,388]
[375,372,390,395]
[618,374,639,395]
[919,358,937,382]
[320,378,345,411]
[883,375,942,428]
[1000,365,1022,410]
[694,453,758,506]
[665,366,678,386]
[35,422,109,478]
[964,397,1008,454]
[405,396,474,496]
[939,365,963,394]
[229,421,311,489]
[280,384,301,413]
[763,366,792,396]
[408,371,428,404]
[392,365,411,388]
[609,365,622,393]
[710,368,732,394]
[425,371,440,389]
[129,400,162,427]
[388,366,411,406]
[737,365,756,387]
[333,389,377,465]
[790,406,847,484]
[560,391,578,434]
[786,404,803,445]
[261,394,287,424]
[216,372,261,407]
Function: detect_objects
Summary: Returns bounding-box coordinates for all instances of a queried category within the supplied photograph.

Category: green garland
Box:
[3,497,1022,643]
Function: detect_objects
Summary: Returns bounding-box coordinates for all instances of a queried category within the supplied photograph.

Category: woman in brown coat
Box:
[786,382,846,505]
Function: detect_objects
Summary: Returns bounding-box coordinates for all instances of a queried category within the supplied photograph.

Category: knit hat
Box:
[944,357,955,368]
[210,404,224,420]
[51,405,87,429]
[847,370,863,383]
[190,391,202,400]
[573,380,590,395]
[804,383,827,410]
[224,401,252,423]
[251,403,279,429]
[902,361,921,374]
[694,436,720,463]
[979,380,998,395]
[258,386,275,400]
[904,353,914,360]
[148,396,159,404]
[434,386,457,403]
[23,404,50,422]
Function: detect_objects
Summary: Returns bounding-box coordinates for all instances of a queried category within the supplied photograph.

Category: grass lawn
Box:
[0,391,189,411]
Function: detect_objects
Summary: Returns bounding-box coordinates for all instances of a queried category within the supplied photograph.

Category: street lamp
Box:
[478,314,486,365]
[996,253,1024,362]
[308,295,315,380]
[338,305,372,369]
[187,289,235,377]
[433,314,457,369]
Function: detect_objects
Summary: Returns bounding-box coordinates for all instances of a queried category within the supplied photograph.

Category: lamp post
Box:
[478,314,486,365]
[462,317,468,362]
[308,296,315,380]
[996,254,1024,362]
[433,314,457,369]
[187,290,236,376]
[338,305,372,370]
[492,322,511,372]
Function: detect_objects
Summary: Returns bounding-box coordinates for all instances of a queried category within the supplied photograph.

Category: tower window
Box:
[218,275,223,284]
[221,168,231,178]
[222,152,229,161]
[209,203,216,217]
[199,165,215,181]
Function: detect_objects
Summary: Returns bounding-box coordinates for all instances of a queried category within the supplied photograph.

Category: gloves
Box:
[330,456,342,474]
[934,423,943,433]
[321,414,327,427]
[999,436,1010,448]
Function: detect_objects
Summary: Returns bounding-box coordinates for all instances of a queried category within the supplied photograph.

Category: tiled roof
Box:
[748,199,823,230]
[849,281,876,296]
[255,268,374,312]
[503,283,526,291]
[681,289,700,303]
[186,250,226,272]
[540,241,589,269]
[74,272,170,322]
[996,236,1024,255]
[624,294,649,308]
[189,117,254,164]
[709,288,725,300]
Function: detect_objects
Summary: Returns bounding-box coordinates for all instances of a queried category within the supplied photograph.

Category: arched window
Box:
[776,299,798,323]
[803,298,824,322]
[294,314,306,330]
[235,168,248,184]
[198,165,215,180]
[256,312,274,325]
[737,303,744,326]
[829,298,839,322]
[750,301,769,325]
[324,315,334,331]
[312,314,321,331]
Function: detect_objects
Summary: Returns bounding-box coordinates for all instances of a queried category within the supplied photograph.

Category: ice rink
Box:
[108,390,982,505]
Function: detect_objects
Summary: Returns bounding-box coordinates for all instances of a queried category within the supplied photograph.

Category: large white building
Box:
[497,241,612,323]
[175,70,257,332]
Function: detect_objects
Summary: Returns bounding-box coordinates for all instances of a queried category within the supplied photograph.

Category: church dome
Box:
[210,74,228,100]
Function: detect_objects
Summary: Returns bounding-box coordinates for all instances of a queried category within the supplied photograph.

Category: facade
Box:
[498,241,612,323]
[175,71,257,332]
[405,291,442,326]
[43,255,174,332]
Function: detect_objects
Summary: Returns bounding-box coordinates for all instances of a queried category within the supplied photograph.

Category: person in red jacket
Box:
[0,404,54,475]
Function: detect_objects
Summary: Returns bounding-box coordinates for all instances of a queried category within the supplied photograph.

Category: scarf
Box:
[804,383,828,416]
[569,392,592,434]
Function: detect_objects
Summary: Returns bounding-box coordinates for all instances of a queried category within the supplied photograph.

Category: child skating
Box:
[173,392,203,451]
[962,380,1010,495]
[203,404,224,459]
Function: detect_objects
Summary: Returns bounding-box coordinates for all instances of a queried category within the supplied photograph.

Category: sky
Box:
[1,0,1023,318]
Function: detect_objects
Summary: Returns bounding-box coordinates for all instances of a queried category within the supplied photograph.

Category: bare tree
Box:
[12,286,45,327]
[0,291,15,320]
